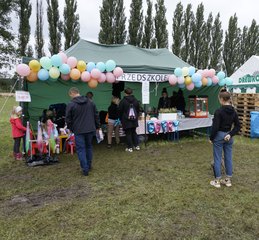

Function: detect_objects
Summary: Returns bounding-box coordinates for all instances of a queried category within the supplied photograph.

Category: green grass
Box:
[0,96,258,239]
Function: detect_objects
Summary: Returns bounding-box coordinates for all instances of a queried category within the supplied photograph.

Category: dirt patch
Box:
[0,184,91,216]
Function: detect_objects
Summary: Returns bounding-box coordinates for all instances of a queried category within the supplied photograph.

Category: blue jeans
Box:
[75,132,95,173]
[213,131,233,179]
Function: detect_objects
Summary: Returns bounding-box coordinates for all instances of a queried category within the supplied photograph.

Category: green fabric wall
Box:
[26,80,220,129]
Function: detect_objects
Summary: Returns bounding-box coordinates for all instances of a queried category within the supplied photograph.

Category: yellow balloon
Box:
[88,79,98,88]
[26,70,38,82]
[182,67,189,77]
[70,68,81,80]
[77,60,87,72]
[29,60,41,72]
[202,77,208,86]
[49,67,60,79]
[185,76,192,85]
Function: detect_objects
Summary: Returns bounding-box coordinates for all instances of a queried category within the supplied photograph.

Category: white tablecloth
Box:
[136,117,213,135]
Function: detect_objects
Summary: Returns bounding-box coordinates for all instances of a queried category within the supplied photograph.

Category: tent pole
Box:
[144,104,147,147]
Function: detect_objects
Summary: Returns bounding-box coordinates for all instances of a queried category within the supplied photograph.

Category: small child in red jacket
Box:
[10,106,26,160]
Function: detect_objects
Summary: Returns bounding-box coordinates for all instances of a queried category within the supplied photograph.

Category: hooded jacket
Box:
[65,96,99,134]
[10,117,27,138]
[119,95,140,129]
[210,105,240,141]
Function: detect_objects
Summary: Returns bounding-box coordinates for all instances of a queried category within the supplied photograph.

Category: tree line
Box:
[0,0,258,78]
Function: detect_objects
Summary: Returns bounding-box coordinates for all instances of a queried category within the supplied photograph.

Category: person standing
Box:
[10,106,27,160]
[157,88,171,111]
[107,96,120,148]
[209,89,240,188]
[119,88,140,152]
[66,87,99,176]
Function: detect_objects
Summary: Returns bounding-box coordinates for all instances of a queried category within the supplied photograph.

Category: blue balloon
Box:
[59,64,70,75]
[174,67,182,77]
[225,77,233,86]
[194,81,202,88]
[218,79,226,86]
[105,60,116,72]
[51,54,62,67]
[96,62,106,72]
[207,77,212,86]
[188,66,196,76]
[192,73,202,83]
[178,83,185,89]
[38,69,49,81]
[217,71,226,81]
[87,62,96,72]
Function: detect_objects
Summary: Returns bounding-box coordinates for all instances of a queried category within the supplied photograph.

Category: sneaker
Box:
[134,146,140,151]
[210,179,221,188]
[220,178,232,187]
[125,148,133,153]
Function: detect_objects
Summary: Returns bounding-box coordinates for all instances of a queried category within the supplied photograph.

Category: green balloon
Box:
[40,57,52,70]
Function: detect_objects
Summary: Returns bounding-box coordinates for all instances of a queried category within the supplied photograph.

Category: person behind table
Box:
[10,106,27,160]
[107,96,121,148]
[119,88,140,152]
[170,91,178,108]
[66,87,100,176]
[157,88,171,111]
[175,89,186,114]
[209,89,240,188]
[86,91,93,100]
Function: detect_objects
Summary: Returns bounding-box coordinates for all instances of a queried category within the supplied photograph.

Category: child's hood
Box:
[221,105,235,115]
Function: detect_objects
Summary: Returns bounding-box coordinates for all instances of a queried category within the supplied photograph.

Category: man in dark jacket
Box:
[119,88,140,152]
[66,87,99,176]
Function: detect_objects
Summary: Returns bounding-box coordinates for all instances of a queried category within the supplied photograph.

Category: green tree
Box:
[35,0,44,58]
[172,2,183,56]
[189,3,205,68]
[99,0,115,44]
[142,0,153,48]
[47,0,63,55]
[128,0,143,46]
[150,38,157,48]
[16,0,32,57]
[181,4,193,62]
[245,19,259,59]
[239,26,248,66]
[26,44,34,57]
[0,1,16,70]
[114,0,127,44]
[200,12,213,69]
[223,14,241,76]
[63,0,80,50]
[154,0,168,48]
[209,13,223,70]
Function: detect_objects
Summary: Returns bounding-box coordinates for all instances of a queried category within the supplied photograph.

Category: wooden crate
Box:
[232,93,259,137]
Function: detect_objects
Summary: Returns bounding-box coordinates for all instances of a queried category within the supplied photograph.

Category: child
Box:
[10,106,27,160]
[209,89,240,188]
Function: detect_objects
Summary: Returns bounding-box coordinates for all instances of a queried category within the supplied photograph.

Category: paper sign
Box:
[142,81,150,104]
[15,91,31,102]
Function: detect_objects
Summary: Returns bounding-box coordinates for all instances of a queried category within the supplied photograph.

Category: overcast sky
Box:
[19,0,259,56]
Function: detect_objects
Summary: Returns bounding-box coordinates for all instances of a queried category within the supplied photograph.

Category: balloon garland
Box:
[16,52,124,89]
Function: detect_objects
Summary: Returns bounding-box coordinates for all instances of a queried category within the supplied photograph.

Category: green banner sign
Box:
[239,74,259,84]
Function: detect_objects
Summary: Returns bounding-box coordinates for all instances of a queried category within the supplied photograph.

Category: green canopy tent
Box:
[23,39,220,128]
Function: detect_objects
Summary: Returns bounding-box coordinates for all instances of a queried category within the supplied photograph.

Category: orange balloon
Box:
[70,68,81,80]
[202,77,208,86]
[88,79,98,88]
[26,70,38,82]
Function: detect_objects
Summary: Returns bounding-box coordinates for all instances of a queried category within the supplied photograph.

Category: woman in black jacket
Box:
[119,88,140,152]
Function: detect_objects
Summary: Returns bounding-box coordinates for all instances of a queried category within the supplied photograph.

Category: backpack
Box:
[127,103,137,120]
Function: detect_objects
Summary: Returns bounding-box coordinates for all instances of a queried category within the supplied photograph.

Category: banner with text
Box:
[117,73,169,82]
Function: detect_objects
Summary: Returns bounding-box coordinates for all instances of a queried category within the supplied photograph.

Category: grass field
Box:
[0,96,258,240]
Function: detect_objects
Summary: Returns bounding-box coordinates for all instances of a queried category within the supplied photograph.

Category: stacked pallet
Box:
[232,93,259,137]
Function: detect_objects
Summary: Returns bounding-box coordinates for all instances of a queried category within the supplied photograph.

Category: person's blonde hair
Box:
[111,96,120,105]
[11,106,18,118]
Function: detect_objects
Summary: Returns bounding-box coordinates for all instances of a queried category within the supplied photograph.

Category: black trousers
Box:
[13,136,25,153]
[124,128,138,149]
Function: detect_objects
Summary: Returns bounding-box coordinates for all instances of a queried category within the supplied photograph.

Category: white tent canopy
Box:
[230,55,259,93]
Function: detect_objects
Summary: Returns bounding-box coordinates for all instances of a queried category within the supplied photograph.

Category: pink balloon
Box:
[98,73,106,83]
[67,56,77,68]
[16,64,30,77]
[177,77,184,84]
[113,67,124,78]
[81,71,91,82]
[106,72,116,83]
[91,68,101,79]
[212,76,219,85]
[186,82,194,91]
[197,69,203,76]
[61,74,70,81]
[169,74,177,85]
[202,69,210,78]
[58,52,68,64]
[208,69,216,78]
